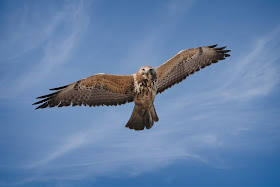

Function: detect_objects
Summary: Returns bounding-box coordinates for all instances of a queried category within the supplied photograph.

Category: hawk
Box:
[33,44,230,130]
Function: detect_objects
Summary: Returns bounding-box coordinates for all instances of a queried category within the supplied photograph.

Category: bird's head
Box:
[137,66,157,80]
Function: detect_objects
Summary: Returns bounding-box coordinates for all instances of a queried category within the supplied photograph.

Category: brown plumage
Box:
[33,44,230,130]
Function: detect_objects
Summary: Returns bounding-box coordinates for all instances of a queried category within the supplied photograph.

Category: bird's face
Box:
[139,66,156,80]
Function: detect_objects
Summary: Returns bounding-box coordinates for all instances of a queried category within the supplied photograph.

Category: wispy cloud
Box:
[0,0,90,98]
[22,108,225,184]
[27,131,89,169]
[0,3,66,62]
[220,25,280,100]
[24,115,209,181]
[17,1,90,91]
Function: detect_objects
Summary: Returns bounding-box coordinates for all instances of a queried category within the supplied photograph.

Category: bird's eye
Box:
[142,69,145,71]
[149,69,153,71]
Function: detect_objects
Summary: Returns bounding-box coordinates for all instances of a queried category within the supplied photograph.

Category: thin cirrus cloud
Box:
[220,25,280,100]
[1,3,69,63]
[0,1,90,98]
[24,117,209,181]
[16,1,90,91]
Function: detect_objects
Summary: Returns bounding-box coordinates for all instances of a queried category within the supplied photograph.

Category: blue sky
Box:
[0,0,280,186]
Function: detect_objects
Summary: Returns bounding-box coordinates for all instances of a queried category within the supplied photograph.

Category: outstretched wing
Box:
[156,44,230,93]
[33,74,134,109]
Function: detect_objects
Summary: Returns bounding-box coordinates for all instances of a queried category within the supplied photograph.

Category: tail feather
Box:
[150,104,159,122]
[126,104,159,131]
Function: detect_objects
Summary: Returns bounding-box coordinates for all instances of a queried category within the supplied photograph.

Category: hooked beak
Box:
[144,70,150,76]
[145,69,154,76]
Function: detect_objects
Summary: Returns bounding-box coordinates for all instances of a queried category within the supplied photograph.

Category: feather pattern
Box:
[33,74,134,109]
[156,45,230,93]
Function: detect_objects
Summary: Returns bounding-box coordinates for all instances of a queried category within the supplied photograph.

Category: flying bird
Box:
[33,44,230,130]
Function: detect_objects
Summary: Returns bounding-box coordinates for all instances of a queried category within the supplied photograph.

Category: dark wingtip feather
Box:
[49,85,68,91]
[36,92,57,99]
[215,46,231,60]
[219,49,231,53]
[33,98,50,105]
[209,44,218,48]
[216,46,227,50]
[35,102,49,109]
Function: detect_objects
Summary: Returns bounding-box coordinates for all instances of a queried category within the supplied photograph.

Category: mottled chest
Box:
[133,74,157,101]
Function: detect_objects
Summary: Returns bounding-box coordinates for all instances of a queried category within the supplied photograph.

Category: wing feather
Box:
[156,45,231,93]
[33,74,134,109]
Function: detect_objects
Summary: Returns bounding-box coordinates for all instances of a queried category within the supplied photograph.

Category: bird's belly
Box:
[133,87,156,110]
